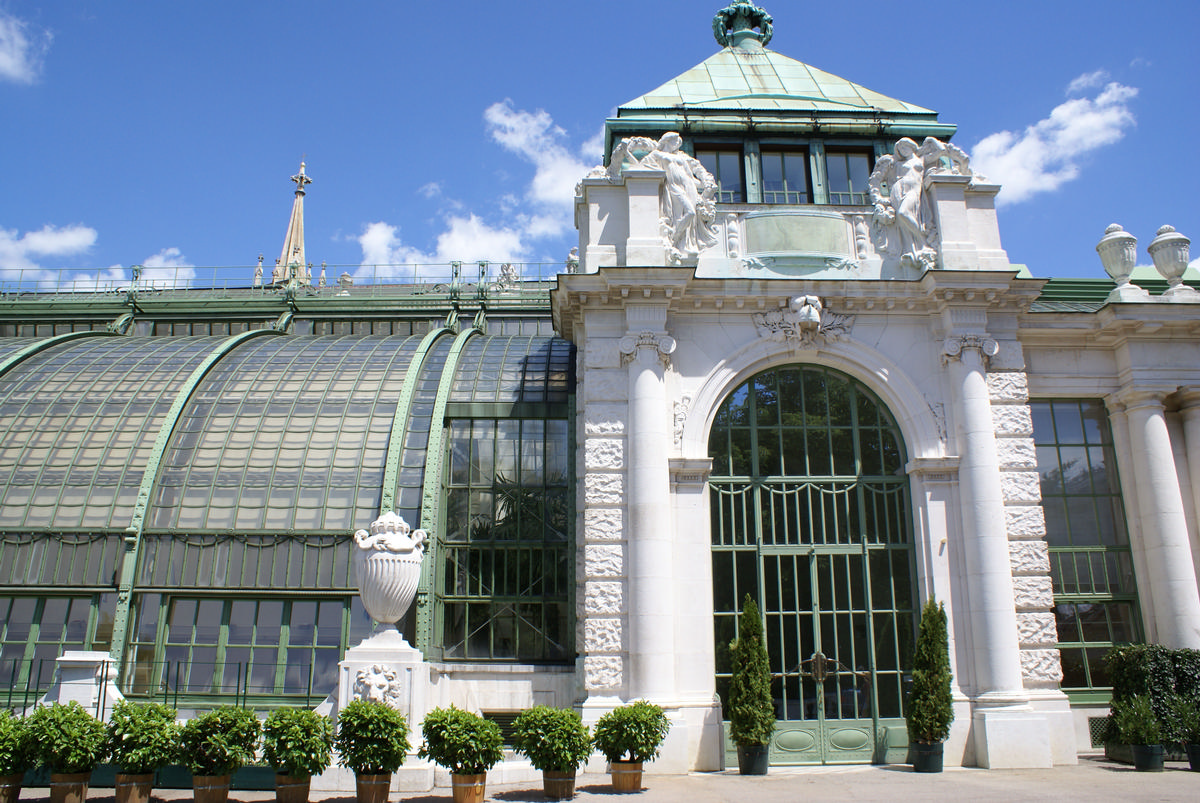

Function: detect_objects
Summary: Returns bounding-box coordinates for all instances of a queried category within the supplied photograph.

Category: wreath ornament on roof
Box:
[713,2,773,48]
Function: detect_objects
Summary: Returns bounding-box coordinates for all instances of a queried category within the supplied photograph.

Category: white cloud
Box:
[0,11,51,84]
[1065,70,1108,95]
[418,182,442,199]
[356,215,527,284]
[971,79,1137,206]
[140,247,197,288]
[0,224,98,282]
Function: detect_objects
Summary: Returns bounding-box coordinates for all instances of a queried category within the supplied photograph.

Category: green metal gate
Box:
[709,366,915,765]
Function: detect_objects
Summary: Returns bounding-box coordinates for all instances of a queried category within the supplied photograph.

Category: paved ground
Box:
[16,756,1200,803]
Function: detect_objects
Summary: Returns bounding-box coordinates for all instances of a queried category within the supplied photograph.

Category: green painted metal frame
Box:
[0,330,117,379]
[108,328,284,672]
[414,323,483,655]
[379,325,456,515]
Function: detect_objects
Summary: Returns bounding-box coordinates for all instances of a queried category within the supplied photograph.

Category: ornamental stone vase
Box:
[353,512,428,631]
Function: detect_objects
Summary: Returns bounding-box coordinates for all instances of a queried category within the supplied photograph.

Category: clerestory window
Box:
[696,148,745,203]
[761,150,810,204]
[825,150,872,205]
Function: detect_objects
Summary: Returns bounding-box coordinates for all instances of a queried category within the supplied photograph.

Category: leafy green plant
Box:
[263,708,333,779]
[25,701,109,774]
[334,700,410,776]
[1164,695,1200,745]
[1111,695,1162,746]
[511,706,592,773]
[906,597,953,744]
[178,707,261,776]
[418,706,503,775]
[592,701,670,764]
[0,711,33,776]
[727,595,775,747]
[107,701,180,774]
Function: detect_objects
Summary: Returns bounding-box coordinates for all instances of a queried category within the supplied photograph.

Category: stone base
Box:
[316,628,428,724]
[972,707,1053,769]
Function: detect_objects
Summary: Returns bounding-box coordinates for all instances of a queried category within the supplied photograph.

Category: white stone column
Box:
[943,335,1026,703]
[1104,398,1156,642]
[1178,390,1200,598]
[1120,389,1200,648]
[620,316,676,700]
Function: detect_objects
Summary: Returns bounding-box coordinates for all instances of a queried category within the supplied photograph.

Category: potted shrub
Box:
[727,595,774,775]
[592,700,670,793]
[906,596,953,772]
[511,705,593,800]
[1111,695,1164,771]
[25,701,108,803]
[263,707,333,803]
[333,699,410,803]
[1169,695,1200,772]
[107,701,180,803]
[178,706,262,803]
[418,706,504,803]
[0,711,33,803]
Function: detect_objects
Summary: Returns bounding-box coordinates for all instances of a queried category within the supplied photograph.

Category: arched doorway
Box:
[709,365,915,765]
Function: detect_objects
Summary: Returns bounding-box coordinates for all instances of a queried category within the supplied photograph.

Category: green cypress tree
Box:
[728,595,775,746]
[906,596,953,743]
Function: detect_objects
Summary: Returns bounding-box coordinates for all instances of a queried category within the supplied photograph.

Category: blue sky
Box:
[1,0,1197,287]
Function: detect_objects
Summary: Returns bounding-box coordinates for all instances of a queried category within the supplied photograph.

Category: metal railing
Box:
[0,260,579,303]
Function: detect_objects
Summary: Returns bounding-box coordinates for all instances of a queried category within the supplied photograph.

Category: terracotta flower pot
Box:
[354,773,390,803]
[451,772,486,803]
[610,761,643,793]
[49,772,91,803]
[543,770,576,800]
[275,773,311,803]
[0,773,23,803]
[114,773,153,803]
[192,774,232,803]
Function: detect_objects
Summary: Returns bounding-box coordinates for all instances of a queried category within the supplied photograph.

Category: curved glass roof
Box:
[149,335,434,533]
[0,332,575,536]
[0,336,225,529]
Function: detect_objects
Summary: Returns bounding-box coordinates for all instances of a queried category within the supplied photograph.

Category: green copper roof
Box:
[620,43,935,116]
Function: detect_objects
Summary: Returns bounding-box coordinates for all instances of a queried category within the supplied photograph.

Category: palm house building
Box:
[2,2,1199,774]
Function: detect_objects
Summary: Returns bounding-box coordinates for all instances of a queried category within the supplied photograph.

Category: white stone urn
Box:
[1148,225,1191,288]
[353,512,427,630]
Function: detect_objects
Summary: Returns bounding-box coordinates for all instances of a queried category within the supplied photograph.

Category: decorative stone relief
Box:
[853,215,870,260]
[1000,471,1041,504]
[585,369,628,402]
[868,137,979,271]
[753,296,853,349]
[585,655,623,690]
[585,438,625,470]
[1011,576,1054,610]
[584,508,624,541]
[926,398,947,444]
[725,213,741,258]
[585,474,624,505]
[1016,612,1059,647]
[673,395,692,447]
[1005,505,1047,540]
[987,372,1030,403]
[713,2,773,47]
[1009,540,1051,575]
[584,404,627,435]
[585,581,624,615]
[585,544,623,578]
[584,619,623,653]
[992,405,1033,436]
[996,438,1037,469]
[1020,650,1064,684]
[584,339,624,369]
[619,331,677,367]
[353,664,405,707]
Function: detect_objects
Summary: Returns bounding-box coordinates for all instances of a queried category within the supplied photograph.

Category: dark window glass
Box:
[825,151,872,205]
[762,151,810,204]
[697,149,745,203]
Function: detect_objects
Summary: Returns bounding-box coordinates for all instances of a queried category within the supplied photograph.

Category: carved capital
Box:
[619,331,676,366]
[942,334,998,364]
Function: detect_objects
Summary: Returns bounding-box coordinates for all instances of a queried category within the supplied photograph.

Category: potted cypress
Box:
[511,705,593,800]
[25,701,109,803]
[727,595,774,775]
[178,706,262,803]
[262,707,334,803]
[418,706,504,803]
[592,700,670,793]
[906,596,953,772]
[333,699,411,803]
[1111,695,1164,771]
[0,711,32,803]
[107,701,180,803]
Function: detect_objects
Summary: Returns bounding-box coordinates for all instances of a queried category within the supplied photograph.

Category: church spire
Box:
[273,160,312,285]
